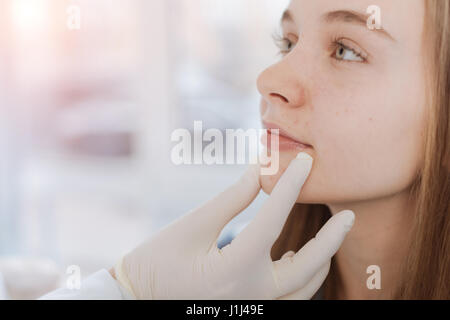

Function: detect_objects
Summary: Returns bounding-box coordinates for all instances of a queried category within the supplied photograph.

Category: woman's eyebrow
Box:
[322,10,396,42]
[280,10,294,24]
[280,9,396,42]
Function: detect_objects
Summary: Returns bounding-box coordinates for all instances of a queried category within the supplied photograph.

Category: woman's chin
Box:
[259,151,314,202]
[260,173,278,195]
[260,164,291,196]
[260,172,312,204]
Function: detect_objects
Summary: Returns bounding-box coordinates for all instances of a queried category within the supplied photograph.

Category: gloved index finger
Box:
[231,152,314,257]
[273,210,354,296]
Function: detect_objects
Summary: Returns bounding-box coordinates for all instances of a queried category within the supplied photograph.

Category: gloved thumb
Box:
[182,163,262,250]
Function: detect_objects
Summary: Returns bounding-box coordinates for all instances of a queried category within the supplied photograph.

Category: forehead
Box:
[286,0,425,44]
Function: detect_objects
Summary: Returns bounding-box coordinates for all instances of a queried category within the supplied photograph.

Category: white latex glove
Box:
[113,152,355,300]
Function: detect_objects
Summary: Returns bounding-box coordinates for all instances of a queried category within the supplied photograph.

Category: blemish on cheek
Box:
[369,117,373,121]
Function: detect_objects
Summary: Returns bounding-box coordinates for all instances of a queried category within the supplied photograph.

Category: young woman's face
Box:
[258,0,427,204]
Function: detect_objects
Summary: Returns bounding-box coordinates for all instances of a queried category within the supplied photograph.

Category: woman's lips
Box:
[261,130,313,152]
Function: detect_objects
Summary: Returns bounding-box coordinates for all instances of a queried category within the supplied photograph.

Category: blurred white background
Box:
[0,0,289,298]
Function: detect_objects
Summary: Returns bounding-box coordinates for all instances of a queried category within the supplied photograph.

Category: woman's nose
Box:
[256,60,307,109]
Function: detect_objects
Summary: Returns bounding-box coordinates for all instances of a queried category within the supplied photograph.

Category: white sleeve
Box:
[38,269,136,300]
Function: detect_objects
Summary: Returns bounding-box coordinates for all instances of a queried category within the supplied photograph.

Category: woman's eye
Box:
[334,43,365,62]
[278,39,293,54]
[272,32,367,63]
[272,32,295,55]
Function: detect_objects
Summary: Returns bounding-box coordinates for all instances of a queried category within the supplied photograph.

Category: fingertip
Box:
[296,152,314,162]
[281,250,296,260]
[339,210,355,232]
[292,152,314,175]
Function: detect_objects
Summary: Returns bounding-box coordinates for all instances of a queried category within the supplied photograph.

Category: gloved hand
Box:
[112,152,355,300]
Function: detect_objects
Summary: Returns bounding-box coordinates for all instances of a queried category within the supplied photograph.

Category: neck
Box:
[326,189,415,300]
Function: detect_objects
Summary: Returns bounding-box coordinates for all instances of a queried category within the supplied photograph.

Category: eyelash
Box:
[271,32,368,64]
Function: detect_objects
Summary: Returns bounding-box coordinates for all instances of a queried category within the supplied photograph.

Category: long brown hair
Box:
[270,0,450,299]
